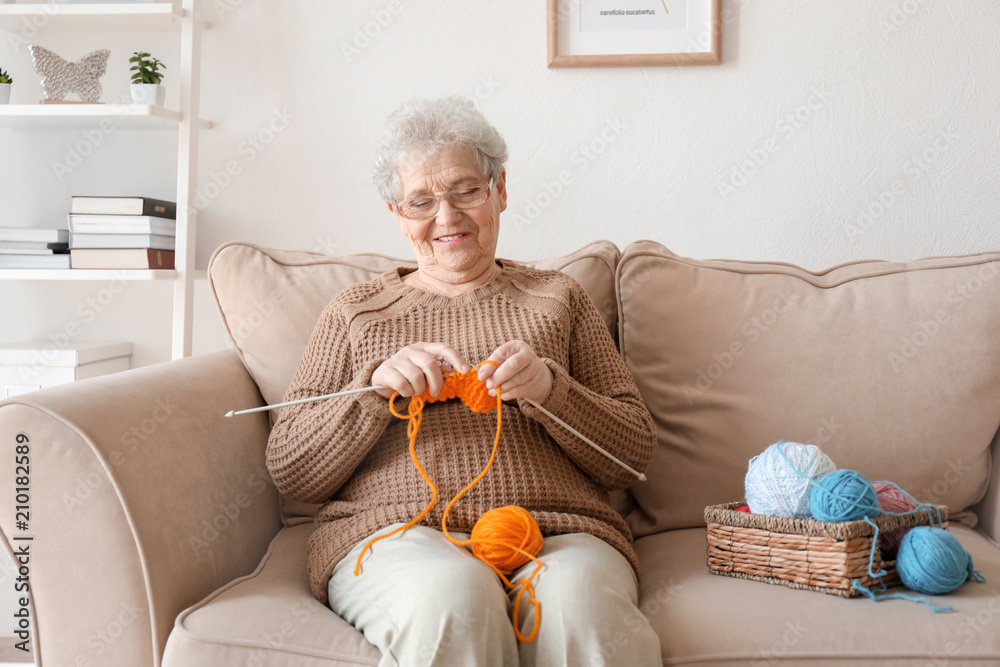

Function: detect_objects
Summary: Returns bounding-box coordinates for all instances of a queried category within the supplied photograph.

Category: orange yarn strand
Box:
[353,361,544,642]
[352,393,437,576]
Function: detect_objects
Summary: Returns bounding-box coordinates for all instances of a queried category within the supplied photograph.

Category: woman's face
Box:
[391,144,507,282]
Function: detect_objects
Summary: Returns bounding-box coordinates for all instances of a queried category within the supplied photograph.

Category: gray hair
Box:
[373,96,508,204]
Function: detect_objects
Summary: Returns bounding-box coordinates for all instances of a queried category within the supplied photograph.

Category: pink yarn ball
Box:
[874,482,919,559]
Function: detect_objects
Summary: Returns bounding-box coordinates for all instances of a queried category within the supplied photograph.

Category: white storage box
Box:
[0,341,132,398]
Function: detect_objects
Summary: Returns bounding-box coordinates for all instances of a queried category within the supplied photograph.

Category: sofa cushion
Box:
[208,240,621,522]
[162,524,380,666]
[617,240,1000,536]
[635,524,1000,665]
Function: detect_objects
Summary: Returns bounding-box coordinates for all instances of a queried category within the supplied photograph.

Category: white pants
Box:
[328,523,662,667]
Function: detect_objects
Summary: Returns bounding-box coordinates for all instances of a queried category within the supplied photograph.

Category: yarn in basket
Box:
[874,481,919,558]
[745,441,836,519]
[810,469,882,522]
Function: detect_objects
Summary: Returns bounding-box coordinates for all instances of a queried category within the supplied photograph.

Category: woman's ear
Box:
[496,170,507,213]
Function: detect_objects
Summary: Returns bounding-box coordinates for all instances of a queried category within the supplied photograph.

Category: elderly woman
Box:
[266,97,661,666]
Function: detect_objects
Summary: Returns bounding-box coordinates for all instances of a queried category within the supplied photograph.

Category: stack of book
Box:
[68,196,177,270]
[0,227,71,269]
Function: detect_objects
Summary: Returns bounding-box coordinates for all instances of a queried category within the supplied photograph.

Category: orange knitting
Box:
[353,361,544,643]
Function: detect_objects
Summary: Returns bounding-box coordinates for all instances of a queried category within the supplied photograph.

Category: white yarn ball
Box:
[744,441,837,518]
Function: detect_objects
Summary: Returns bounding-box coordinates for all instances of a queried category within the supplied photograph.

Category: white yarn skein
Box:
[744,441,837,518]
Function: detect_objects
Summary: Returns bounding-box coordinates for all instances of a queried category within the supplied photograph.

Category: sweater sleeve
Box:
[517,282,655,491]
[266,298,393,504]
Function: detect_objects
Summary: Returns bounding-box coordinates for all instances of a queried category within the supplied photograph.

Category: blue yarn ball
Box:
[897,527,977,595]
[745,441,837,519]
[809,469,881,522]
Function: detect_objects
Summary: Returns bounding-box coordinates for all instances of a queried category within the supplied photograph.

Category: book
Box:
[0,248,63,255]
[70,233,175,250]
[70,196,176,219]
[70,248,174,269]
[0,240,69,251]
[0,253,72,269]
[67,215,176,236]
[0,227,69,244]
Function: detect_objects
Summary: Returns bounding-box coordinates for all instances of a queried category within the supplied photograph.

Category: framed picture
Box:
[547,0,721,68]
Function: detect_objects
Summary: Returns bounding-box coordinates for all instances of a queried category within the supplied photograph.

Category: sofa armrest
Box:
[973,428,1000,543]
[0,349,281,667]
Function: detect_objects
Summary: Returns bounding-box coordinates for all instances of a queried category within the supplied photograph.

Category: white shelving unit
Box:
[0,103,211,129]
[0,1,207,359]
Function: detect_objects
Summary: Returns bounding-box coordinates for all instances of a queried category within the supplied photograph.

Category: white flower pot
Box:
[130,83,164,106]
[0,83,10,105]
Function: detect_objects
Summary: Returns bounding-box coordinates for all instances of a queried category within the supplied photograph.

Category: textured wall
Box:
[2,0,999,363]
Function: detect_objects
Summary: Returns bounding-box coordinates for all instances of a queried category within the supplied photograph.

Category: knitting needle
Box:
[521,398,647,482]
[224,385,388,418]
[225,380,647,481]
[463,362,646,481]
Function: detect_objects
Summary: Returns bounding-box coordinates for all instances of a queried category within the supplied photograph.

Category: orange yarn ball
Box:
[471,506,544,575]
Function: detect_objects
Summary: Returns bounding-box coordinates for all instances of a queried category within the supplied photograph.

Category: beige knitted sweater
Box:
[266,259,656,605]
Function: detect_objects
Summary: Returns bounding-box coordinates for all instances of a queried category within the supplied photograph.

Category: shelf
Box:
[2,0,206,360]
[0,268,208,281]
[0,104,212,130]
[0,268,202,281]
[0,3,185,32]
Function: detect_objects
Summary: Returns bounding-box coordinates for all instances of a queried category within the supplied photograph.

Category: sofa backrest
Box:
[617,240,1000,537]
[208,240,621,522]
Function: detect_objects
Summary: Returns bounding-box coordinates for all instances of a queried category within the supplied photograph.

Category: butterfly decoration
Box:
[28,46,110,102]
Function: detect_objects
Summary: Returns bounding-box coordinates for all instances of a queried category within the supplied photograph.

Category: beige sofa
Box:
[2,239,1000,666]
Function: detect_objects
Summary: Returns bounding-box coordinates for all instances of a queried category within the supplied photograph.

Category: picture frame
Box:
[547,0,722,68]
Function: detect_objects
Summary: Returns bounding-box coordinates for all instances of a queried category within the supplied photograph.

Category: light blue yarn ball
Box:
[809,469,881,522]
[745,441,837,519]
[897,527,977,596]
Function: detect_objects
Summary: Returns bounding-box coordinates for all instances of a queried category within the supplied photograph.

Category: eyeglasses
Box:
[394,178,494,220]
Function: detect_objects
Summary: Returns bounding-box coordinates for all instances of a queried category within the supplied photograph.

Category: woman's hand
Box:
[478,341,553,403]
[372,343,472,400]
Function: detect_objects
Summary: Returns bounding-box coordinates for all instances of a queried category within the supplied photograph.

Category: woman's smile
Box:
[434,232,471,245]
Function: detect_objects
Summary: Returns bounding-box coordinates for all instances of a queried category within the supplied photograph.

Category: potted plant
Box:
[129,51,166,106]
[0,68,11,105]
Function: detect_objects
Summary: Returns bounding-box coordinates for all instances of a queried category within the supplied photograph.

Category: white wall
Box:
[1,0,999,635]
[2,1,1000,366]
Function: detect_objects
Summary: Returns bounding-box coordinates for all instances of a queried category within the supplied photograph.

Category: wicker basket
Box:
[704,501,948,597]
